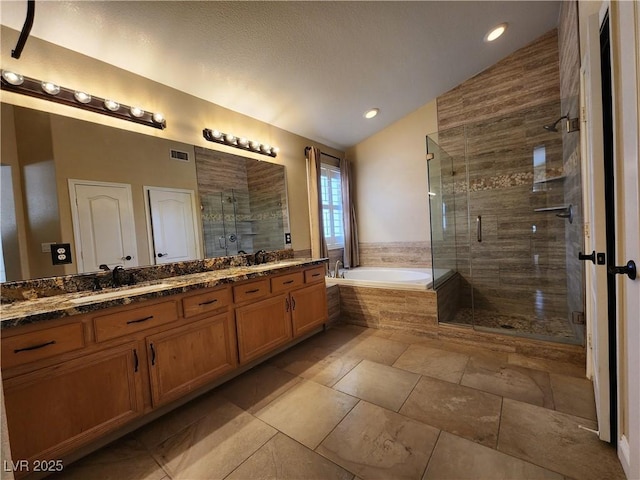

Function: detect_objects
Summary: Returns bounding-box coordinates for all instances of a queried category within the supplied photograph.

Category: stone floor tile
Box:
[334,335,409,365]
[498,399,627,480]
[399,376,502,447]
[333,360,419,411]
[507,353,586,378]
[150,399,276,480]
[51,435,165,480]
[217,363,301,413]
[269,344,361,386]
[135,388,225,448]
[423,431,563,479]
[393,344,470,383]
[255,379,358,449]
[460,356,554,408]
[318,401,439,480]
[549,373,597,421]
[226,433,353,480]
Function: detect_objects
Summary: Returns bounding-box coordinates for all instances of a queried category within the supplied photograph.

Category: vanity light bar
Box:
[203,128,278,158]
[0,70,166,130]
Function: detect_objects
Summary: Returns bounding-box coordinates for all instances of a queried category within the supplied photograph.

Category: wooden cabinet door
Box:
[3,342,143,466]
[235,294,292,364]
[147,313,237,407]
[291,282,328,337]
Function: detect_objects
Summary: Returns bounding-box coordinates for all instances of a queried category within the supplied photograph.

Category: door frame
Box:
[68,179,137,273]
[143,186,203,265]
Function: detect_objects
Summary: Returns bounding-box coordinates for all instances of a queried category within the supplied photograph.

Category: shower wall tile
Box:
[438,30,560,131]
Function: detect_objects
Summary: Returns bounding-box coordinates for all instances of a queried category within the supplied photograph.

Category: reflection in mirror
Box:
[194,147,290,258]
[1,104,291,282]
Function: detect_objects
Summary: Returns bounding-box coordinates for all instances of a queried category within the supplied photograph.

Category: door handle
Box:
[121,255,132,261]
[578,251,596,264]
[157,253,168,258]
[476,216,482,242]
[607,260,637,280]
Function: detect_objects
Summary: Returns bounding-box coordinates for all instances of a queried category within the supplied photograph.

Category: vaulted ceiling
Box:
[0,1,560,149]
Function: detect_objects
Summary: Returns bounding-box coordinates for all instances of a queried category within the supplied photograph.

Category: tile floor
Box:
[53,324,626,480]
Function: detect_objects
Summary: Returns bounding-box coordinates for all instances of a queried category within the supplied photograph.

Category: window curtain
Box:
[341,156,359,268]
[306,147,328,259]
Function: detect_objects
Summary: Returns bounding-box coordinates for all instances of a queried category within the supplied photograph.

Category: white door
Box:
[145,187,200,265]
[69,180,138,272]
[610,1,640,477]
[581,11,611,443]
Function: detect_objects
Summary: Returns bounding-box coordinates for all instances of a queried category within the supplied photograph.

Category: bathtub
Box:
[325,266,437,290]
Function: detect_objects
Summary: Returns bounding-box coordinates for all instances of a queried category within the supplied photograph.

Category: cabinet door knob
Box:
[157,253,168,258]
[122,255,132,261]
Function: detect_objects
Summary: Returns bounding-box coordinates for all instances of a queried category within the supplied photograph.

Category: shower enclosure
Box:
[427,100,585,344]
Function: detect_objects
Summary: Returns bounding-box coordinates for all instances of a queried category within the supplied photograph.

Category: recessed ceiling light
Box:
[364,108,379,119]
[485,23,508,42]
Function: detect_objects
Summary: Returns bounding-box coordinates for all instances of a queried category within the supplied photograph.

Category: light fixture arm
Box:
[12,0,36,59]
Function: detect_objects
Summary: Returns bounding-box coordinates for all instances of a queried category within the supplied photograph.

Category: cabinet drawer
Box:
[304,266,326,284]
[93,301,179,342]
[233,279,270,303]
[1,323,85,369]
[271,271,304,293]
[182,287,231,318]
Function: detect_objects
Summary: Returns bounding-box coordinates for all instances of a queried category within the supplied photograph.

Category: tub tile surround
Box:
[357,241,432,268]
[54,323,624,480]
[0,254,327,329]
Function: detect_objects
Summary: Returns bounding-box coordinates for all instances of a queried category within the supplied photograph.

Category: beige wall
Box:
[0,26,344,265]
[346,101,438,244]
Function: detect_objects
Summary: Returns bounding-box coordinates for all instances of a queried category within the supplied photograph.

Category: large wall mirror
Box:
[0,103,290,282]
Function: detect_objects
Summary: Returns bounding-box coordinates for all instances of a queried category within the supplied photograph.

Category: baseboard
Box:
[618,434,631,479]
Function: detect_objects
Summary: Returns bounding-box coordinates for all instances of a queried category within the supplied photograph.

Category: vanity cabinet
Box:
[235,293,292,364]
[146,311,237,406]
[2,342,143,467]
[1,262,327,478]
[290,282,328,337]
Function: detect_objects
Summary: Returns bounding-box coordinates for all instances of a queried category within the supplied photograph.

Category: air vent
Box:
[169,149,189,162]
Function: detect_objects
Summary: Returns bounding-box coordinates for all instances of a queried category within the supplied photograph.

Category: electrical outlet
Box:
[51,243,73,265]
[285,233,291,244]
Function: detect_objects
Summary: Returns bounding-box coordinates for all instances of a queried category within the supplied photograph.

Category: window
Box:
[320,164,344,248]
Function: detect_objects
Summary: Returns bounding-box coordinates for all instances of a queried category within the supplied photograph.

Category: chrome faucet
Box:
[334,260,343,279]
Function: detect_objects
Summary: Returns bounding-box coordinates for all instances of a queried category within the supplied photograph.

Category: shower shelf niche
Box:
[534,204,573,223]
[533,175,566,184]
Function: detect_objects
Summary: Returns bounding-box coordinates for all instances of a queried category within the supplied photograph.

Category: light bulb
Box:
[2,71,24,86]
[270,147,279,155]
[238,137,249,147]
[261,144,271,153]
[104,99,120,111]
[212,129,222,139]
[250,141,260,151]
[152,112,165,124]
[130,106,145,118]
[42,81,60,95]
[485,23,507,42]
[74,91,92,104]
[364,108,379,119]
[225,133,236,144]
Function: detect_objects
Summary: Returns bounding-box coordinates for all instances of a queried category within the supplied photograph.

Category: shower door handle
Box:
[476,216,482,242]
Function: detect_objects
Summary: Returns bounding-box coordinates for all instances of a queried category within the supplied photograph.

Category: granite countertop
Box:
[0,258,327,330]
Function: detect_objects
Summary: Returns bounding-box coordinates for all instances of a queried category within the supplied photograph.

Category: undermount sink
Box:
[69,283,172,305]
